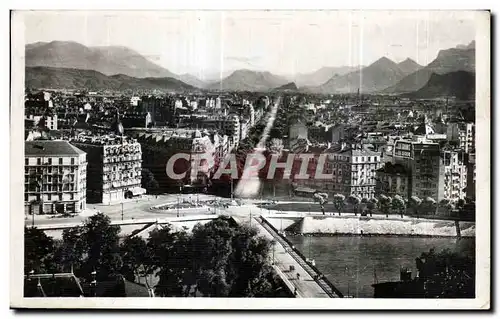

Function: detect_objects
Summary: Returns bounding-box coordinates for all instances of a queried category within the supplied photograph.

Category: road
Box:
[229,209,334,298]
[25,194,222,227]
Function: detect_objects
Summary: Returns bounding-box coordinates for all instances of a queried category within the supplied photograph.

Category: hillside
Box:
[272,82,298,92]
[384,43,475,93]
[397,58,423,75]
[317,57,406,93]
[404,71,475,100]
[292,66,361,87]
[26,66,197,92]
[176,73,207,88]
[25,40,178,79]
[206,69,288,92]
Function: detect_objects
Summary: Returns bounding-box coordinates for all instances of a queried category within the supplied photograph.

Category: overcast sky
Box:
[24,11,477,80]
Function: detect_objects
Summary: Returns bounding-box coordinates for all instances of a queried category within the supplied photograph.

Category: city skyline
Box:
[24,11,476,80]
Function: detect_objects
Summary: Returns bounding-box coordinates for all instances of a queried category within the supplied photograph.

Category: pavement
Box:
[25,194,221,227]
[257,222,331,297]
[228,208,333,298]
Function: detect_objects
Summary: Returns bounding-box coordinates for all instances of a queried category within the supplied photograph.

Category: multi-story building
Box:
[141,96,176,127]
[442,149,467,200]
[375,162,410,199]
[392,137,467,202]
[291,144,382,199]
[466,152,476,200]
[25,141,87,215]
[393,138,444,201]
[326,146,382,199]
[330,123,346,144]
[121,112,152,129]
[191,114,240,147]
[128,128,225,190]
[26,114,58,131]
[71,135,143,204]
[447,122,475,153]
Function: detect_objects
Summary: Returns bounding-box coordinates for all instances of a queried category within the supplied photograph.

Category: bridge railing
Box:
[258,216,344,298]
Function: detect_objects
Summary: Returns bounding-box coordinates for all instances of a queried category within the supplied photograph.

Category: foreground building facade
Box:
[25,141,87,215]
[71,134,144,204]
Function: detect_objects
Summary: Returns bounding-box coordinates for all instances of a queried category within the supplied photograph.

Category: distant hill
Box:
[26,66,197,92]
[25,40,178,79]
[272,82,298,92]
[176,73,207,88]
[404,71,475,100]
[397,58,423,75]
[383,42,475,93]
[316,57,407,93]
[291,66,362,87]
[206,69,289,92]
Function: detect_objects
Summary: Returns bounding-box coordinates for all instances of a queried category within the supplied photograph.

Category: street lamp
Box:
[177,185,181,217]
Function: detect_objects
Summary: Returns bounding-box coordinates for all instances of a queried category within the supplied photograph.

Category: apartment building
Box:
[392,136,469,202]
[291,144,382,199]
[442,149,467,200]
[447,122,475,154]
[71,134,143,204]
[26,114,58,131]
[394,138,444,201]
[466,152,476,200]
[129,128,226,190]
[25,141,87,215]
[375,162,410,199]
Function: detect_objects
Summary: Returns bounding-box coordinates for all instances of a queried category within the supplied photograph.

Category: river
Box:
[287,235,475,298]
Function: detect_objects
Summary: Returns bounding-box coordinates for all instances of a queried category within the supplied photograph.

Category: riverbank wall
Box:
[263,215,475,238]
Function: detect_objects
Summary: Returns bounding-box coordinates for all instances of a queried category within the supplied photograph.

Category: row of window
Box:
[26,157,77,166]
[25,193,78,202]
[25,167,78,174]
[353,156,380,163]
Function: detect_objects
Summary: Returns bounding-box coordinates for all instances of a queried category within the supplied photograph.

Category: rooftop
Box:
[25,140,86,157]
[71,134,138,146]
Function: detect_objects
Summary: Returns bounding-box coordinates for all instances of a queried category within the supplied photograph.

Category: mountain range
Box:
[383,42,475,93]
[272,82,298,92]
[25,66,197,92]
[289,66,362,87]
[315,57,421,94]
[404,71,475,100]
[25,40,475,96]
[205,69,289,92]
[26,41,179,79]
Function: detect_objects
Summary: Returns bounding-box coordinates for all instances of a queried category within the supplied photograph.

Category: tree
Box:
[439,199,455,217]
[147,224,192,297]
[62,213,122,281]
[378,195,392,217]
[367,198,378,217]
[120,236,154,284]
[347,195,361,216]
[409,196,422,217]
[360,198,369,216]
[58,226,86,274]
[332,194,346,216]
[415,248,475,298]
[189,216,284,297]
[141,168,159,193]
[391,195,406,218]
[313,192,328,215]
[421,197,437,215]
[24,227,55,274]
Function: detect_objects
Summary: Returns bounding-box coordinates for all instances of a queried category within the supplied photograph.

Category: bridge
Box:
[232,211,343,298]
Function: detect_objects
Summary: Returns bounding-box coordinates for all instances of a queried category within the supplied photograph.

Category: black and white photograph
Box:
[9,9,490,309]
